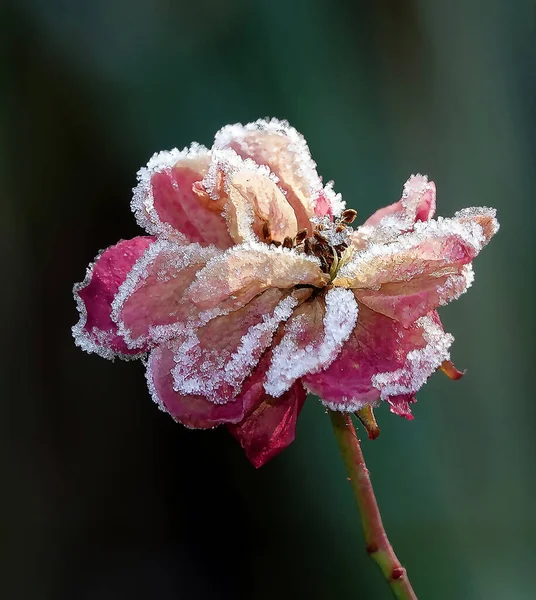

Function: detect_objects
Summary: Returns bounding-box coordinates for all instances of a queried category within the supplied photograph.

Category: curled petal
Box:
[131,145,233,248]
[72,237,155,359]
[334,211,498,325]
[362,174,436,230]
[200,149,298,244]
[264,288,359,398]
[228,381,306,468]
[185,242,329,313]
[354,265,474,327]
[214,118,323,231]
[146,339,247,428]
[454,206,499,246]
[304,306,453,418]
[171,289,311,404]
[111,240,221,349]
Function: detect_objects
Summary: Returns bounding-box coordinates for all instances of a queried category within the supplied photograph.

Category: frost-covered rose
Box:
[73,118,498,467]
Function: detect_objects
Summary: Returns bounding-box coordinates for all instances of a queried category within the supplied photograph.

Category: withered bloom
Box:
[73,119,498,466]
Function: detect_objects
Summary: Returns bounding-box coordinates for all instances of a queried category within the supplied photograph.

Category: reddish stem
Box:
[328,409,418,600]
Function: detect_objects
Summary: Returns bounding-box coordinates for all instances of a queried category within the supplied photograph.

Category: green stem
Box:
[328,409,418,600]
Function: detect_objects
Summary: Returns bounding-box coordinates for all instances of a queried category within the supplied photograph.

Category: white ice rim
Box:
[72,248,146,361]
[131,142,210,239]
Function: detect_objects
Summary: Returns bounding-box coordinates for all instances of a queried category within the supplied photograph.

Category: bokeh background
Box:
[2,1,535,598]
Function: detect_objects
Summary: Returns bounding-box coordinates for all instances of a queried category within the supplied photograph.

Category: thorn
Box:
[440,360,464,380]
[366,543,379,555]
[355,406,380,440]
[341,209,358,224]
[391,567,405,581]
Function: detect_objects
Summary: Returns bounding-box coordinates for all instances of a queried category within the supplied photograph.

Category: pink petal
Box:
[200,150,298,244]
[227,381,307,468]
[362,174,436,229]
[313,182,346,218]
[131,145,234,249]
[147,333,291,431]
[171,288,311,404]
[72,236,155,359]
[264,288,358,398]
[334,211,498,326]
[111,240,221,349]
[146,339,247,428]
[213,118,323,232]
[303,306,453,418]
[185,242,329,313]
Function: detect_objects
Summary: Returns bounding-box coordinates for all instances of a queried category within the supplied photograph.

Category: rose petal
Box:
[131,144,234,248]
[111,240,221,349]
[363,174,436,230]
[334,211,497,325]
[304,306,453,418]
[264,288,359,398]
[171,289,311,404]
[72,236,155,359]
[213,118,323,232]
[185,241,329,313]
[146,339,247,428]
[227,381,307,468]
[200,149,298,244]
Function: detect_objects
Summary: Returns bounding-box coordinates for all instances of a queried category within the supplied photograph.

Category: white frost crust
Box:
[322,180,346,217]
[131,142,210,238]
[437,264,475,306]
[145,344,168,413]
[202,147,280,201]
[371,315,454,400]
[110,238,221,349]
[454,206,500,242]
[186,239,323,302]
[72,248,144,361]
[371,174,434,242]
[264,288,359,398]
[337,214,489,285]
[213,117,323,208]
[203,147,280,244]
[171,295,299,404]
[320,396,380,413]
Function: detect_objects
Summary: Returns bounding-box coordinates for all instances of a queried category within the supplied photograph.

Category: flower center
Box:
[263,209,357,280]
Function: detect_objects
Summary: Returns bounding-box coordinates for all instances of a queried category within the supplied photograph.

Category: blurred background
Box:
[2,1,535,598]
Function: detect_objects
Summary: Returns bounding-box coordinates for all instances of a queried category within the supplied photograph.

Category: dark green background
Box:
[2,1,534,598]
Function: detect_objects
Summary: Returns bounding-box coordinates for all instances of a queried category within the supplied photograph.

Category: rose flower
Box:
[73,118,498,467]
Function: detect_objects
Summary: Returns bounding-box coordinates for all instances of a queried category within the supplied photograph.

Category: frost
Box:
[186,240,326,311]
[337,214,488,285]
[264,288,358,398]
[311,215,353,247]
[321,396,380,413]
[131,143,209,238]
[213,117,323,208]
[437,264,474,306]
[72,249,144,361]
[321,181,346,217]
[111,239,220,348]
[171,294,299,403]
[202,147,279,201]
[371,315,454,400]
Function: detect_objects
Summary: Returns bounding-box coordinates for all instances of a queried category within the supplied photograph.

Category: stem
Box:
[328,409,418,600]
